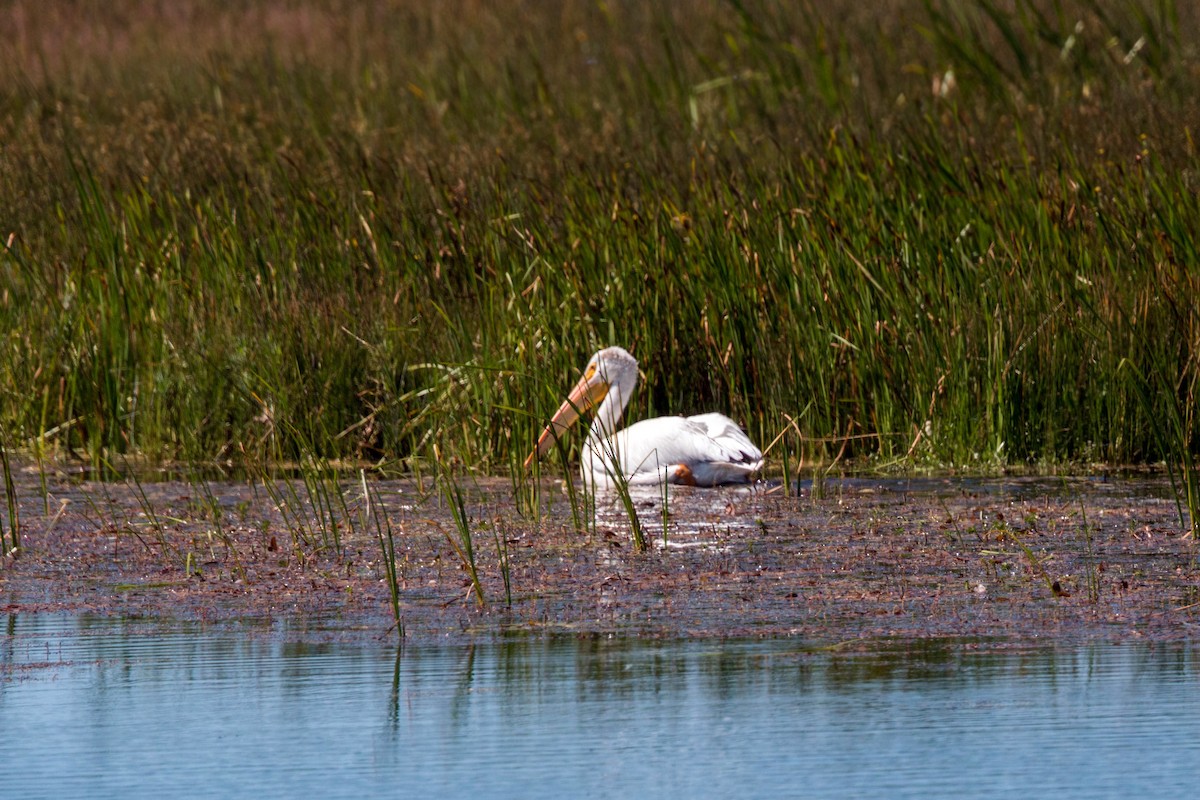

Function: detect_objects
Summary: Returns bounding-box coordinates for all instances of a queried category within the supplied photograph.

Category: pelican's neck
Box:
[587,363,636,446]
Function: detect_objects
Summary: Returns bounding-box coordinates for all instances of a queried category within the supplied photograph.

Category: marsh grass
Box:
[1120,359,1199,539]
[295,457,350,557]
[258,475,312,557]
[438,466,486,607]
[190,473,247,582]
[589,436,650,552]
[492,524,513,609]
[77,480,151,556]
[659,478,672,548]
[1,441,19,555]
[1002,522,1058,595]
[1076,495,1102,603]
[555,442,595,538]
[365,475,405,638]
[123,458,172,557]
[610,473,649,554]
[248,451,361,559]
[1,0,1198,484]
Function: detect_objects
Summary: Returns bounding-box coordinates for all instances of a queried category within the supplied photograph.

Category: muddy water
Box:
[3,613,1199,799]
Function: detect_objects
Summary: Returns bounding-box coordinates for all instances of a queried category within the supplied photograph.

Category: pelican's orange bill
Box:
[524,367,610,468]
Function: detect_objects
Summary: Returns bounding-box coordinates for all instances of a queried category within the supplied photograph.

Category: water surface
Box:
[3,615,1198,798]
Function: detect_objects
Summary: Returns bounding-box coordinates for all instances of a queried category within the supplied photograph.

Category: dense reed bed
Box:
[1,0,1197,485]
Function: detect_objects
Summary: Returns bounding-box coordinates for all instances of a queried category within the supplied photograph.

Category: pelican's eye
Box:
[584,363,597,381]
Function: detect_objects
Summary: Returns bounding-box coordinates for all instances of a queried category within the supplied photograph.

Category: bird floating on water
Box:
[524,346,763,488]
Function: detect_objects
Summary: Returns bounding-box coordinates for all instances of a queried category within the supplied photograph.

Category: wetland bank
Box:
[2,0,1200,645]
[2,466,1197,646]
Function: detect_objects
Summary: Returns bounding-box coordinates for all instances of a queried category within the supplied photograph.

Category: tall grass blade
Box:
[1,441,20,555]
[1120,359,1198,539]
[366,474,404,639]
[439,466,485,607]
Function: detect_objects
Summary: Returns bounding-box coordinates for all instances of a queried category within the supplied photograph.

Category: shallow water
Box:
[3,615,1198,799]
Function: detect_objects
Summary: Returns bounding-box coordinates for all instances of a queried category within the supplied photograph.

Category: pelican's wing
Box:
[586,414,763,487]
[678,413,764,485]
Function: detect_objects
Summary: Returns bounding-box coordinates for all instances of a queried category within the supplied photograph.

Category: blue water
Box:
[2,615,1198,799]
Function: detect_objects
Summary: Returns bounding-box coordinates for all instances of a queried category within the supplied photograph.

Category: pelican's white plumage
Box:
[524,347,763,488]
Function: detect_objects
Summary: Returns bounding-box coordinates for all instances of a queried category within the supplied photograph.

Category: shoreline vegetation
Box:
[2,471,1198,644]
[0,1,1196,499]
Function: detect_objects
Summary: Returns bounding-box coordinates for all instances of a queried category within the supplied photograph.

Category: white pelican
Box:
[524,346,764,487]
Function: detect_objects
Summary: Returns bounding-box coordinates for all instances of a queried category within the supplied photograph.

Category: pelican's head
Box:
[524,347,638,468]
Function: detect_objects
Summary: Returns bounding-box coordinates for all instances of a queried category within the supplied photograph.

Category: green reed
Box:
[593,436,650,553]
[258,474,313,557]
[1,440,20,555]
[554,439,594,538]
[493,524,513,609]
[1,0,1196,479]
[1076,494,1102,603]
[1001,521,1058,596]
[122,459,172,557]
[439,466,486,607]
[610,472,649,554]
[1120,359,1199,539]
[190,473,247,582]
[365,475,405,638]
[296,457,349,558]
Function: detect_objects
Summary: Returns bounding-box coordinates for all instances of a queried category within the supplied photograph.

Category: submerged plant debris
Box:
[2,467,1196,647]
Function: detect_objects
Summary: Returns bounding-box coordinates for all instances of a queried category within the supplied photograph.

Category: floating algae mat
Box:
[1,470,1197,643]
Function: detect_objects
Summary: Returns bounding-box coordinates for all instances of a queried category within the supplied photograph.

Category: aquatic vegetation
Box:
[366,476,405,638]
[0,0,1197,485]
[5,462,1198,641]
[608,458,649,554]
[1121,359,1199,539]
[439,467,486,607]
[1,441,19,555]
[123,458,172,557]
[1076,495,1102,604]
[189,473,247,582]
[258,476,313,558]
[249,451,360,560]
[492,524,513,609]
[294,456,352,557]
